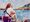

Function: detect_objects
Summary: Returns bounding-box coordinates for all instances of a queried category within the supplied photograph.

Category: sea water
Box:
[15,10,30,20]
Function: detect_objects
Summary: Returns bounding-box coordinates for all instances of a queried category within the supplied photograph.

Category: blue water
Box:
[0,10,5,16]
[15,10,30,20]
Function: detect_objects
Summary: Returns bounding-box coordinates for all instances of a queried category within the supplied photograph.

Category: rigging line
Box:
[4,8,11,17]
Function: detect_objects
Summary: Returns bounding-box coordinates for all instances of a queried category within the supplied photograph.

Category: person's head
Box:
[6,3,12,9]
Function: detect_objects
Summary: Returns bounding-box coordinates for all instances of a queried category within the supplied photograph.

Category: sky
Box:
[10,0,30,9]
[0,0,30,9]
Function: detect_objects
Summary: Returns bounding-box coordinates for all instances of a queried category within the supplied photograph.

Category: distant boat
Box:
[24,3,30,7]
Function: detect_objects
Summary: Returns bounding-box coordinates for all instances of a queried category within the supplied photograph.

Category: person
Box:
[6,3,16,22]
[6,3,16,17]
[3,3,16,22]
